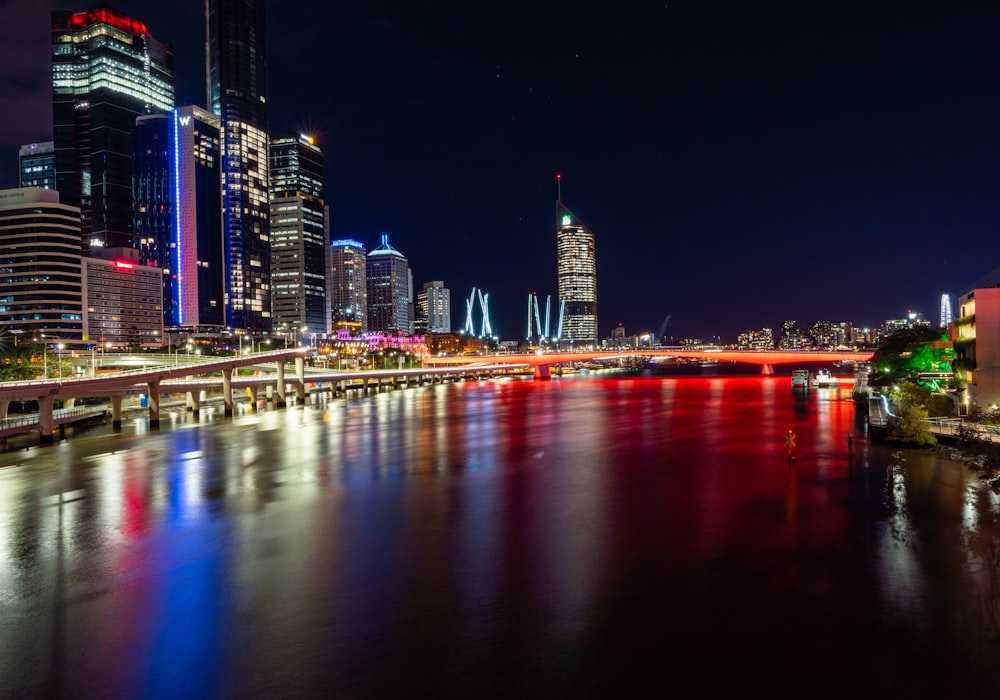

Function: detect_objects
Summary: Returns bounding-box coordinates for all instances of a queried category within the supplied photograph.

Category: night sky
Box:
[3,1,1000,342]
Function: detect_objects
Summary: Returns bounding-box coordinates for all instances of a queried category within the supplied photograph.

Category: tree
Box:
[868,326,946,388]
[886,405,937,446]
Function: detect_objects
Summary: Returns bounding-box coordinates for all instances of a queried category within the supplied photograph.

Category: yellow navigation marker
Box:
[782,430,796,449]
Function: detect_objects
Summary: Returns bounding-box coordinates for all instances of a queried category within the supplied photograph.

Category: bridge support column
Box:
[248,386,259,404]
[275,363,286,407]
[0,400,8,420]
[187,390,201,414]
[147,381,160,428]
[63,397,76,408]
[222,370,233,416]
[111,394,123,429]
[761,364,774,375]
[533,364,551,380]
[38,395,55,444]
[295,357,306,403]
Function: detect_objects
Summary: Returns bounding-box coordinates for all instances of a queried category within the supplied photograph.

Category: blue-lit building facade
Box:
[133,106,225,330]
[208,0,271,333]
[52,5,174,254]
[269,135,327,337]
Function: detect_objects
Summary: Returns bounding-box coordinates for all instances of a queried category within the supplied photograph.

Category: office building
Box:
[556,198,598,345]
[366,234,412,334]
[133,106,224,329]
[19,142,56,190]
[329,239,367,334]
[52,5,174,253]
[269,135,326,336]
[207,0,270,333]
[83,248,163,348]
[417,281,451,333]
[0,188,85,342]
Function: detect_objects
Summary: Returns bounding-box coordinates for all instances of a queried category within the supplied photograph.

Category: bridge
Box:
[423,349,874,379]
[0,347,520,444]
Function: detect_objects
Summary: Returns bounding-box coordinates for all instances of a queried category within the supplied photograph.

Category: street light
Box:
[56,343,65,381]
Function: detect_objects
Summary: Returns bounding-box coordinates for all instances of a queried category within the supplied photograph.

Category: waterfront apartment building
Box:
[329,239,367,334]
[366,234,412,334]
[417,281,451,333]
[208,0,271,333]
[83,248,163,348]
[269,135,327,336]
[52,5,174,254]
[950,271,1000,410]
[133,107,225,329]
[19,142,56,190]
[0,188,85,343]
[556,200,598,345]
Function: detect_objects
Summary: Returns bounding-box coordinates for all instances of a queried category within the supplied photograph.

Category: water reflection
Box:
[0,375,998,696]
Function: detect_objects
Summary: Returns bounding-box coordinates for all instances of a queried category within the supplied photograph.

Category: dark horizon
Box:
[2,1,998,341]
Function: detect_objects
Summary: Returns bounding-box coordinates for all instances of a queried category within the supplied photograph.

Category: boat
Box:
[813,368,837,388]
[791,369,811,389]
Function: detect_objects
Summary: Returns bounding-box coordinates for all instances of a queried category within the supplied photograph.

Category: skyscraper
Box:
[329,239,367,334]
[0,188,84,342]
[269,135,326,336]
[134,106,225,329]
[417,281,451,333]
[366,234,412,334]
[556,187,598,345]
[52,5,174,253]
[206,0,270,333]
[19,142,56,190]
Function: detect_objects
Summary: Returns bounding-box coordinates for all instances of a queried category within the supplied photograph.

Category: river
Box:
[1,370,999,698]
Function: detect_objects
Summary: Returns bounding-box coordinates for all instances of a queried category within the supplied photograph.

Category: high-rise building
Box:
[19,142,56,190]
[941,293,954,328]
[556,194,598,345]
[366,234,412,334]
[417,281,451,333]
[207,0,270,333]
[0,188,85,342]
[83,247,163,348]
[134,106,225,329]
[329,239,367,334]
[269,135,326,336]
[52,5,174,254]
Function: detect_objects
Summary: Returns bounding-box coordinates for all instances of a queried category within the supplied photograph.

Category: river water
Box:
[1,370,999,698]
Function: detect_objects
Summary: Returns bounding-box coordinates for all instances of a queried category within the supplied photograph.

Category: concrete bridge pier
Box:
[275,363,287,407]
[761,364,774,375]
[533,364,551,380]
[295,357,306,403]
[222,370,233,416]
[147,381,161,428]
[38,395,55,444]
[111,394,123,429]
[0,399,8,421]
[186,390,201,414]
[248,386,259,404]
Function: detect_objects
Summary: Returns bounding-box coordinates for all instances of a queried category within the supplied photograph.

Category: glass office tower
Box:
[52,5,174,253]
[206,0,270,333]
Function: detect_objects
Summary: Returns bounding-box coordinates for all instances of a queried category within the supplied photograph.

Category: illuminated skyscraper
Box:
[329,239,367,334]
[133,106,225,329]
[556,186,598,345]
[207,0,270,333]
[52,5,174,253]
[269,135,326,336]
[417,281,451,333]
[941,293,953,328]
[19,142,56,190]
[366,234,412,334]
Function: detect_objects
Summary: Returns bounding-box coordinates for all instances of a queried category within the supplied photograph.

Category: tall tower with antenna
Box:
[555,174,598,345]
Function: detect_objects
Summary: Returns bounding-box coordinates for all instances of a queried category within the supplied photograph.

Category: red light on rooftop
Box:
[114,260,135,270]
[65,7,149,37]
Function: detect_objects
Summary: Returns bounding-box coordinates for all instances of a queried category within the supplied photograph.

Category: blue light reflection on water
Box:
[0,374,999,697]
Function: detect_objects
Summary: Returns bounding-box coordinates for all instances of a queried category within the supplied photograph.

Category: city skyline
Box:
[2,1,999,341]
